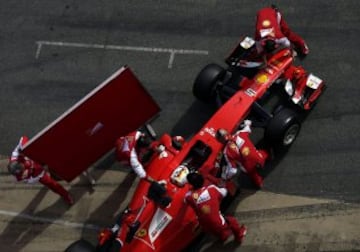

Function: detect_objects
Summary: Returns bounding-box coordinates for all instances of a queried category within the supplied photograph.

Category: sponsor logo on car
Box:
[256,73,268,84]
[149,208,173,243]
[245,88,256,97]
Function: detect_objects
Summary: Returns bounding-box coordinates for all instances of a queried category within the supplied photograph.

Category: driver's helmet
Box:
[170,165,190,187]
[215,128,230,144]
[7,161,23,176]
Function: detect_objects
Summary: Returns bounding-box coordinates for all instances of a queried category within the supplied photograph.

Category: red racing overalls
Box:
[222,125,269,187]
[115,131,150,179]
[255,6,308,55]
[185,184,246,242]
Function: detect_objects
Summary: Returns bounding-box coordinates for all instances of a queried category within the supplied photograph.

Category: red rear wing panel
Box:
[22,66,160,182]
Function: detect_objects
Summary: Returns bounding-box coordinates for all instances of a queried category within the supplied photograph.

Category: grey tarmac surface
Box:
[0,1,359,251]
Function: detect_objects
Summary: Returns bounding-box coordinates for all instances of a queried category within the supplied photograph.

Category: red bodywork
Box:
[115,49,297,251]
[22,66,160,182]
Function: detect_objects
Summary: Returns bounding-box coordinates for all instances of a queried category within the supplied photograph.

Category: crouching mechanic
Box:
[115,130,186,182]
[216,120,270,188]
[255,5,309,56]
[185,172,247,243]
[7,136,74,205]
[234,5,309,70]
[115,130,157,183]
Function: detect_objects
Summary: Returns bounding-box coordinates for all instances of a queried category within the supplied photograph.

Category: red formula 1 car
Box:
[63,37,325,252]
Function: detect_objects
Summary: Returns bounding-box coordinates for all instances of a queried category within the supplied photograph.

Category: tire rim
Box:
[283,124,300,145]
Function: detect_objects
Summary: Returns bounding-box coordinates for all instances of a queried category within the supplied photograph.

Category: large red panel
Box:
[22,66,160,182]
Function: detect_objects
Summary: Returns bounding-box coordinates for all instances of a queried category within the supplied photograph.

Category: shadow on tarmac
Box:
[0,152,125,251]
[0,187,49,251]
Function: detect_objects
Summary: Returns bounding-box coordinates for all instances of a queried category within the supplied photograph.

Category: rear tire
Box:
[183,233,207,252]
[265,108,301,150]
[65,239,95,252]
[193,63,225,103]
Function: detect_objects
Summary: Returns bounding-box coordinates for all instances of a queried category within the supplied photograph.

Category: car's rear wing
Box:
[22,66,160,181]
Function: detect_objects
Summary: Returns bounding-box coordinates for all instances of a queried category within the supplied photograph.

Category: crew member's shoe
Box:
[63,194,74,206]
[251,173,264,189]
[235,225,247,243]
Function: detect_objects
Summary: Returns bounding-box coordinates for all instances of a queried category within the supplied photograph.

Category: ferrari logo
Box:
[241,147,250,156]
[262,20,271,27]
[256,74,268,84]
[136,228,147,238]
[201,205,211,214]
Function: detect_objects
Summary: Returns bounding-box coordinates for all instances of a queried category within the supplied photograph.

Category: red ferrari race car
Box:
[24,35,323,252]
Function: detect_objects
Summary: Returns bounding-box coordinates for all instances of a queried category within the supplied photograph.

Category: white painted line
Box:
[35,41,209,68]
[0,209,99,230]
[168,51,176,69]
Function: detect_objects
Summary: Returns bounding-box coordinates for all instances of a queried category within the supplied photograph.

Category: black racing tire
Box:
[183,233,206,252]
[193,63,225,103]
[265,108,301,149]
[65,239,96,252]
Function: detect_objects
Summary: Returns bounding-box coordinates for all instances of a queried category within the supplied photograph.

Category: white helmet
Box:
[170,165,190,187]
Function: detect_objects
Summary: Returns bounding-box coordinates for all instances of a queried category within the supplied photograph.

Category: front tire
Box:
[193,63,225,103]
[265,108,301,150]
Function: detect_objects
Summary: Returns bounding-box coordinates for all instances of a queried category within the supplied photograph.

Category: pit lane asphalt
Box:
[0,1,359,251]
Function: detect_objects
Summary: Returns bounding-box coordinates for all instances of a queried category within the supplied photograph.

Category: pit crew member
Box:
[185,172,247,243]
[216,120,270,188]
[115,130,157,183]
[7,136,74,205]
[255,5,309,56]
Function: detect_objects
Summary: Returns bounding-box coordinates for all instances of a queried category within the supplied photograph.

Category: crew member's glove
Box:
[156,144,165,153]
[156,144,168,158]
